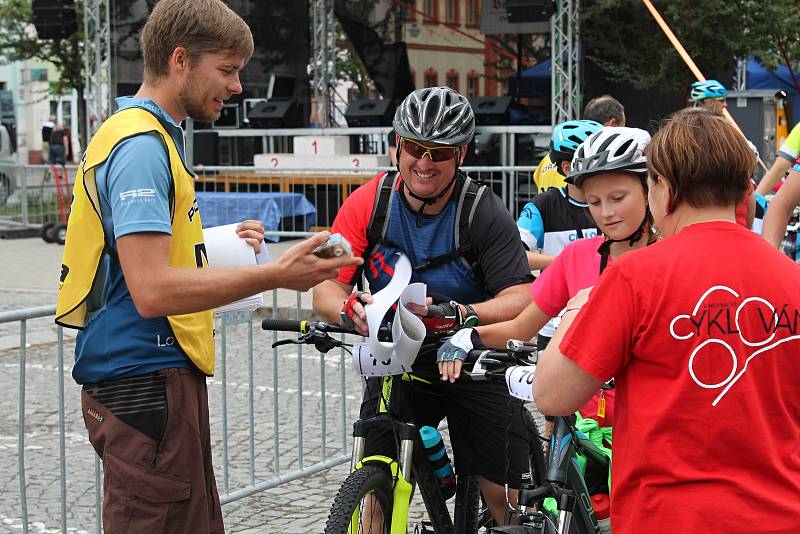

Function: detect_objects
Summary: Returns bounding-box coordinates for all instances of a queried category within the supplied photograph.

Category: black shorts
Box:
[358,355,530,487]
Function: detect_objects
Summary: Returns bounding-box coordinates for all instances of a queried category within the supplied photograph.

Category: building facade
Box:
[403,0,511,96]
[0,61,80,164]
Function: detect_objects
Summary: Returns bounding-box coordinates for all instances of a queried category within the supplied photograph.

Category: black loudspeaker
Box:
[247,100,304,128]
[193,131,219,166]
[213,104,240,129]
[506,0,552,23]
[469,96,512,126]
[344,99,397,127]
[32,0,77,39]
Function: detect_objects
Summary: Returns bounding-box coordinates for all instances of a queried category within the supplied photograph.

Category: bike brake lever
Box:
[479,357,505,370]
[271,338,302,349]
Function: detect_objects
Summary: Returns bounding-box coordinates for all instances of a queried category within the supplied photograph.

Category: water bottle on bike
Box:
[419,426,457,500]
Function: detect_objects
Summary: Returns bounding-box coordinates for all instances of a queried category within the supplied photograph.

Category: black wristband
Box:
[462,304,479,327]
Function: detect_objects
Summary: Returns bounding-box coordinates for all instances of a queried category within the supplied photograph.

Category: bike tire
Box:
[324,463,394,534]
[454,475,482,533]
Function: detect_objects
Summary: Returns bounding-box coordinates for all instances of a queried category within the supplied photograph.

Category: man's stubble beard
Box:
[178,77,220,123]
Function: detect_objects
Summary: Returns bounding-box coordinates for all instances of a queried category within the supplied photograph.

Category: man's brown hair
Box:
[140,0,254,83]
[646,108,754,211]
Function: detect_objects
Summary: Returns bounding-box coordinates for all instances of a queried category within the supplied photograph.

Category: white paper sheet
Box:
[364,253,412,361]
[391,282,427,367]
[352,253,427,376]
[202,223,270,314]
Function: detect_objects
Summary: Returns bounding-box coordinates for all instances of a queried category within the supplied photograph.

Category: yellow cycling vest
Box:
[55,107,215,375]
[534,154,566,193]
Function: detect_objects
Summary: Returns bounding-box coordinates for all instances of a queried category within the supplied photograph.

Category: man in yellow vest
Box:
[533,94,626,193]
[55,1,360,532]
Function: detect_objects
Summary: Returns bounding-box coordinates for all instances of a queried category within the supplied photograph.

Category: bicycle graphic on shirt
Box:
[669,285,800,406]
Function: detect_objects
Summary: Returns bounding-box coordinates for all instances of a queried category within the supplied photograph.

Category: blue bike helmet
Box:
[690,80,727,102]
[549,120,603,163]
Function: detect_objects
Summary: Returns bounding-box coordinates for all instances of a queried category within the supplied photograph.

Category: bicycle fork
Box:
[350,419,416,534]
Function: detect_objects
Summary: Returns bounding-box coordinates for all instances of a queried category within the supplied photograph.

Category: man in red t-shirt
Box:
[534,108,800,533]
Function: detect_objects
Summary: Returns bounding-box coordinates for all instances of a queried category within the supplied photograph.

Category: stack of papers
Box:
[202,223,271,314]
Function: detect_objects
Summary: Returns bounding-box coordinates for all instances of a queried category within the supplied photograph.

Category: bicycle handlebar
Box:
[261,318,355,335]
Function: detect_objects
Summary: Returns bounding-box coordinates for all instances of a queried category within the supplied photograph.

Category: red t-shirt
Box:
[560,221,800,533]
[331,174,387,285]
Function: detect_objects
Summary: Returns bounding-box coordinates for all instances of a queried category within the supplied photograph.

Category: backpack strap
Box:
[350,171,399,288]
[454,173,486,275]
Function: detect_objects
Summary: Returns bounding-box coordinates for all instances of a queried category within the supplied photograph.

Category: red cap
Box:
[591,493,610,520]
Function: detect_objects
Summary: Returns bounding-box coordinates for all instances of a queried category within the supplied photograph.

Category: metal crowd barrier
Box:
[192,164,539,233]
[0,163,79,229]
[0,284,362,532]
[0,162,539,234]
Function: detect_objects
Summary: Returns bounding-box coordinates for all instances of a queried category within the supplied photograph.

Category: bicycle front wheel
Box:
[324,463,394,534]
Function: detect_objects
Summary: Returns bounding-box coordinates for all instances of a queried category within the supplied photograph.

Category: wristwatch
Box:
[461,304,479,328]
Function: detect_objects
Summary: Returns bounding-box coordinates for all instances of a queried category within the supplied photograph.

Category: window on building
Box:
[446,70,459,91]
[30,68,48,82]
[424,0,435,17]
[467,72,480,97]
[466,0,479,25]
[446,0,458,23]
[424,68,439,88]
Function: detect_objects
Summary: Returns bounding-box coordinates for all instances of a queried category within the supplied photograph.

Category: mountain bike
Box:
[466,347,613,534]
[261,319,547,534]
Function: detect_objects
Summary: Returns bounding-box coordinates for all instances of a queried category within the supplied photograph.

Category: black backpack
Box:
[350,171,488,289]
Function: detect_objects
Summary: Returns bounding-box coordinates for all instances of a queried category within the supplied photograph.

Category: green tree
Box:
[582,0,800,95]
[0,0,85,143]
[335,24,373,99]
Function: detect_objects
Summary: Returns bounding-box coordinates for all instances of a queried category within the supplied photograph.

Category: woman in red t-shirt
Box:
[535,108,800,533]
[437,127,658,426]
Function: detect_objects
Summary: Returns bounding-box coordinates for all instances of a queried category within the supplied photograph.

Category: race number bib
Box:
[352,342,413,377]
[505,365,536,401]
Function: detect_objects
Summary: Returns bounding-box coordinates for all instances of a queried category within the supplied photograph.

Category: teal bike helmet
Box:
[690,80,727,102]
[549,119,603,163]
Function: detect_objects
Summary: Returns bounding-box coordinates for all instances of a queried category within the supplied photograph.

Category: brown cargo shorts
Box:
[81,368,224,534]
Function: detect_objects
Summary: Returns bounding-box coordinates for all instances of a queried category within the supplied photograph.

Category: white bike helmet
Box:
[393,86,476,146]
[566,127,651,187]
